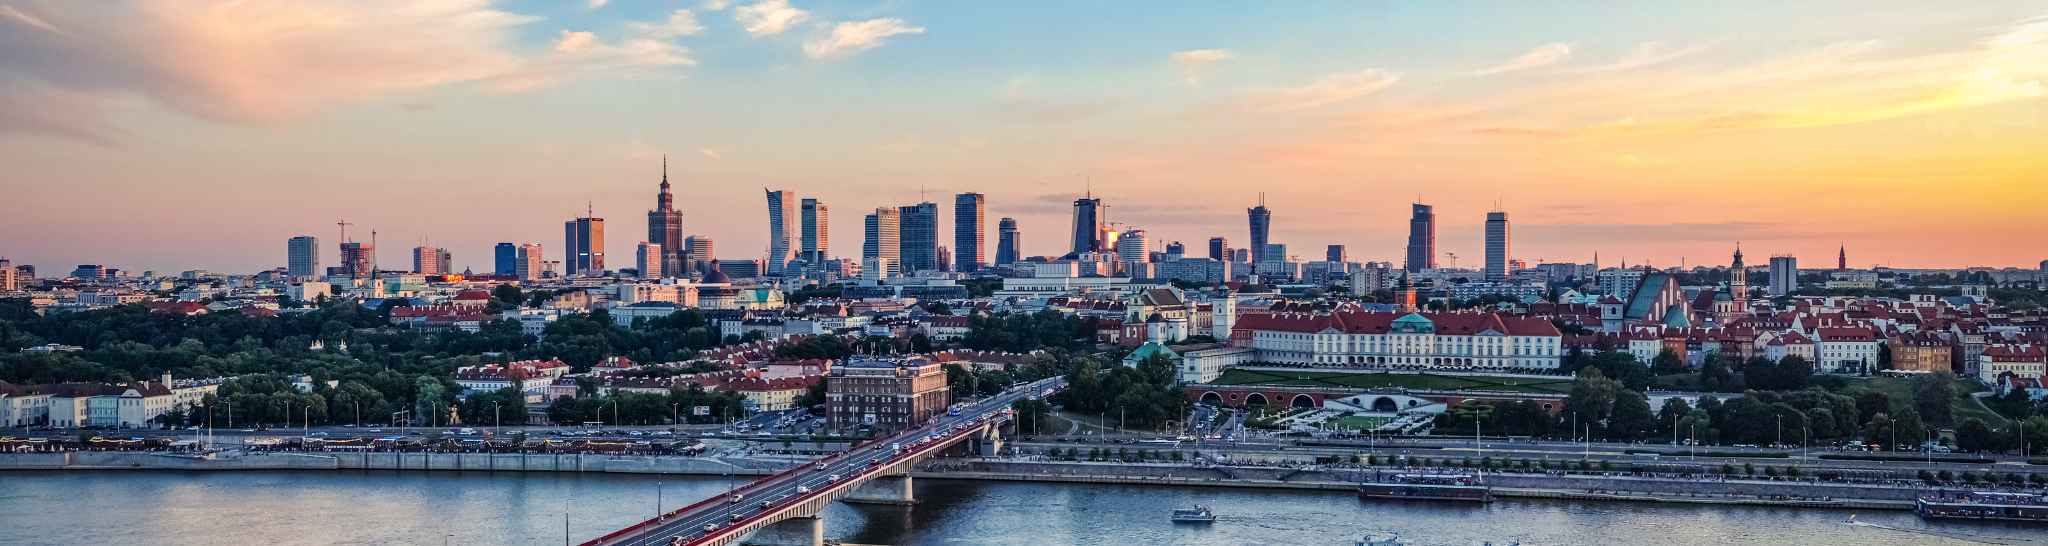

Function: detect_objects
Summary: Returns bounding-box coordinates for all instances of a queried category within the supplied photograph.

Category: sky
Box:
[1,1,2044,275]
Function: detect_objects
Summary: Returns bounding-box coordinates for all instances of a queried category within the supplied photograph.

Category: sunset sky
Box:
[2,1,2044,274]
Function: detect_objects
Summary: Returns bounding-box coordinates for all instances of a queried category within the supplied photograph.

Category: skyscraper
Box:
[1326,244,1347,263]
[412,246,449,275]
[800,198,829,265]
[287,235,320,278]
[684,236,714,274]
[1070,194,1102,255]
[995,217,1021,266]
[936,245,953,272]
[764,189,798,275]
[1115,228,1150,263]
[1208,237,1230,261]
[1248,195,1272,263]
[493,242,517,276]
[863,207,900,276]
[636,242,663,278]
[898,202,939,273]
[339,241,375,278]
[563,212,605,276]
[516,243,544,280]
[1769,255,1798,297]
[1405,203,1436,272]
[0,258,14,292]
[1484,210,1510,281]
[647,157,684,276]
[953,193,986,272]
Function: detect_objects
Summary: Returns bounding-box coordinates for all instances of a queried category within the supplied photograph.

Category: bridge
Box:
[583,376,1065,546]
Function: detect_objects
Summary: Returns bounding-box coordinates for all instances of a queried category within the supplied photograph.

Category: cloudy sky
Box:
[2,1,2044,274]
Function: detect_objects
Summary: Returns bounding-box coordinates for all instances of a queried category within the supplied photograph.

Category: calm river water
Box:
[0,471,2039,545]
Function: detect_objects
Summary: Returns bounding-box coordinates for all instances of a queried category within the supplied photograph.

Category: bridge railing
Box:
[579,440,865,546]
[675,416,1003,545]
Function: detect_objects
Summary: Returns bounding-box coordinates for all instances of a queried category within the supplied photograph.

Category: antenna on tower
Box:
[1257,192,1266,208]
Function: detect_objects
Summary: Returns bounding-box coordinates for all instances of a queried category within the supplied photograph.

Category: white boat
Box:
[1357,533,1410,546]
[1170,505,1216,523]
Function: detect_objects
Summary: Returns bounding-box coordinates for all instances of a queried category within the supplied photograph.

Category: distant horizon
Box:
[3,2,2044,273]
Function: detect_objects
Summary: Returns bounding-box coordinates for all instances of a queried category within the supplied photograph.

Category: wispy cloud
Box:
[0,4,63,35]
[699,147,722,159]
[1170,48,1233,84]
[1471,42,1572,75]
[1570,41,1707,73]
[733,0,808,37]
[803,17,924,59]
[700,0,731,11]
[1245,69,1400,111]
[630,9,705,39]
[586,0,609,10]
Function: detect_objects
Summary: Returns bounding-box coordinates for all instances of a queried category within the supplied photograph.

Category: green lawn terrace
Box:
[1207,367,1577,395]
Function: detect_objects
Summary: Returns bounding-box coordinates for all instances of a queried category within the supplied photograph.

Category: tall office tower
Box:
[1484,210,1510,281]
[287,235,320,278]
[764,189,798,275]
[0,258,14,292]
[1405,203,1436,272]
[412,246,450,275]
[1070,194,1102,254]
[1166,241,1187,258]
[897,202,939,273]
[563,212,605,276]
[1248,194,1272,263]
[995,217,1021,265]
[647,157,685,276]
[800,198,829,265]
[1231,248,1250,263]
[863,207,901,276]
[1326,244,1347,263]
[493,243,517,276]
[1208,237,1230,261]
[1769,255,1798,297]
[636,242,663,278]
[339,241,375,277]
[1115,229,1150,263]
[936,246,953,272]
[684,236,714,273]
[516,243,544,280]
[953,193,986,273]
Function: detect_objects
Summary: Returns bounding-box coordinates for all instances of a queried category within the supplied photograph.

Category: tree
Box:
[1651,348,1687,374]
[491,284,523,308]
[1955,418,1998,453]
[1012,398,1054,435]
[1910,374,1956,427]
[1608,390,1654,442]
[1853,391,1891,424]
[1698,356,1735,392]
[1565,368,1620,434]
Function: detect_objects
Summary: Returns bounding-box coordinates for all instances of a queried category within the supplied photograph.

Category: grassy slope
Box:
[1208,368,1573,395]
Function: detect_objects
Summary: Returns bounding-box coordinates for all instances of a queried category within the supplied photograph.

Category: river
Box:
[0,471,2038,545]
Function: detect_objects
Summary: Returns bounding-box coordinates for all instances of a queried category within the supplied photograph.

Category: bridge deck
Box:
[587,377,1063,546]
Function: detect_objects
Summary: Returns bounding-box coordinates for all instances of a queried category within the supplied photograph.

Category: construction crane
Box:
[336,219,353,242]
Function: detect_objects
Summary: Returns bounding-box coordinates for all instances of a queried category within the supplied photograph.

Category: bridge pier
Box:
[973,425,1005,457]
[843,474,916,506]
[741,515,823,546]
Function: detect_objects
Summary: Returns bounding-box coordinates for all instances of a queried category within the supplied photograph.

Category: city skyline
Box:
[3,2,2046,273]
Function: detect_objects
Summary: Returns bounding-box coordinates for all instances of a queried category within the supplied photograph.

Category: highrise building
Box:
[636,242,663,278]
[1769,255,1798,297]
[339,241,375,278]
[287,235,320,278]
[953,193,985,272]
[493,242,517,276]
[0,258,14,292]
[1070,194,1102,254]
[647,157,685,276]
[516,243,544,280]
[863,208,900,276]
[563,211,605,276]
[1405,203,1436,272]
[1484,210,1510,281]
[936,245,953,272]
[412,246,450,275]
[800,198,829,265]
[897,202,939,273]
[1325,244,1347,263]
[1248,195,1272,263]
[1115,229,1150,263]
[684,236,714,273]
[1166,241,1187,259]
[1208,237,1230,261]
[764,189,798,275]
[995,217,1021,265]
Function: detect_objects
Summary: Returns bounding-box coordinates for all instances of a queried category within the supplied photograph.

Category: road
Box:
[603,376,1065,546]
